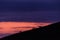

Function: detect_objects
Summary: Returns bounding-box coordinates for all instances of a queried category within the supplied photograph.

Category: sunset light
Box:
[0,22,51,34]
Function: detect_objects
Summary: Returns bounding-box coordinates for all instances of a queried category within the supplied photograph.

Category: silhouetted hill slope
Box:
[0,22,60,40]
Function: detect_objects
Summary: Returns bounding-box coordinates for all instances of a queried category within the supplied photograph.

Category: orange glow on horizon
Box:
[0,22,51,34]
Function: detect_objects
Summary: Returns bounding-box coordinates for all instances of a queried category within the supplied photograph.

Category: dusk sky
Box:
[0,0,59,22]
[0,0,59,38]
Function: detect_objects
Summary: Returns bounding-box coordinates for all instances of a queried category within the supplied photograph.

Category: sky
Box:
[0,0,59,22]
[0,0,58,2]
[0,0,59,38]
[0,22,51,38]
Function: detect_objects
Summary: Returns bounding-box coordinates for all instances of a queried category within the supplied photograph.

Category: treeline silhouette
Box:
[0,22,60,40]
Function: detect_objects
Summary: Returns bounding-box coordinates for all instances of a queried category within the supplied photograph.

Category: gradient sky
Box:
[0,22,51,38]
[0,0,59,38]
[0,0,59,22]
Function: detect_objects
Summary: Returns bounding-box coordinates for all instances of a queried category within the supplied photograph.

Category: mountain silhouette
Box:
[0,22,60,40]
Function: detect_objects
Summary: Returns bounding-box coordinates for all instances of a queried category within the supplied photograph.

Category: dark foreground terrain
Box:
[0,22,60,40]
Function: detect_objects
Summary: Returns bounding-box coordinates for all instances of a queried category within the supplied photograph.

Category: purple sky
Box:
[0,0,59,38]
[0,0,59,22]
[0,0,58,2]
